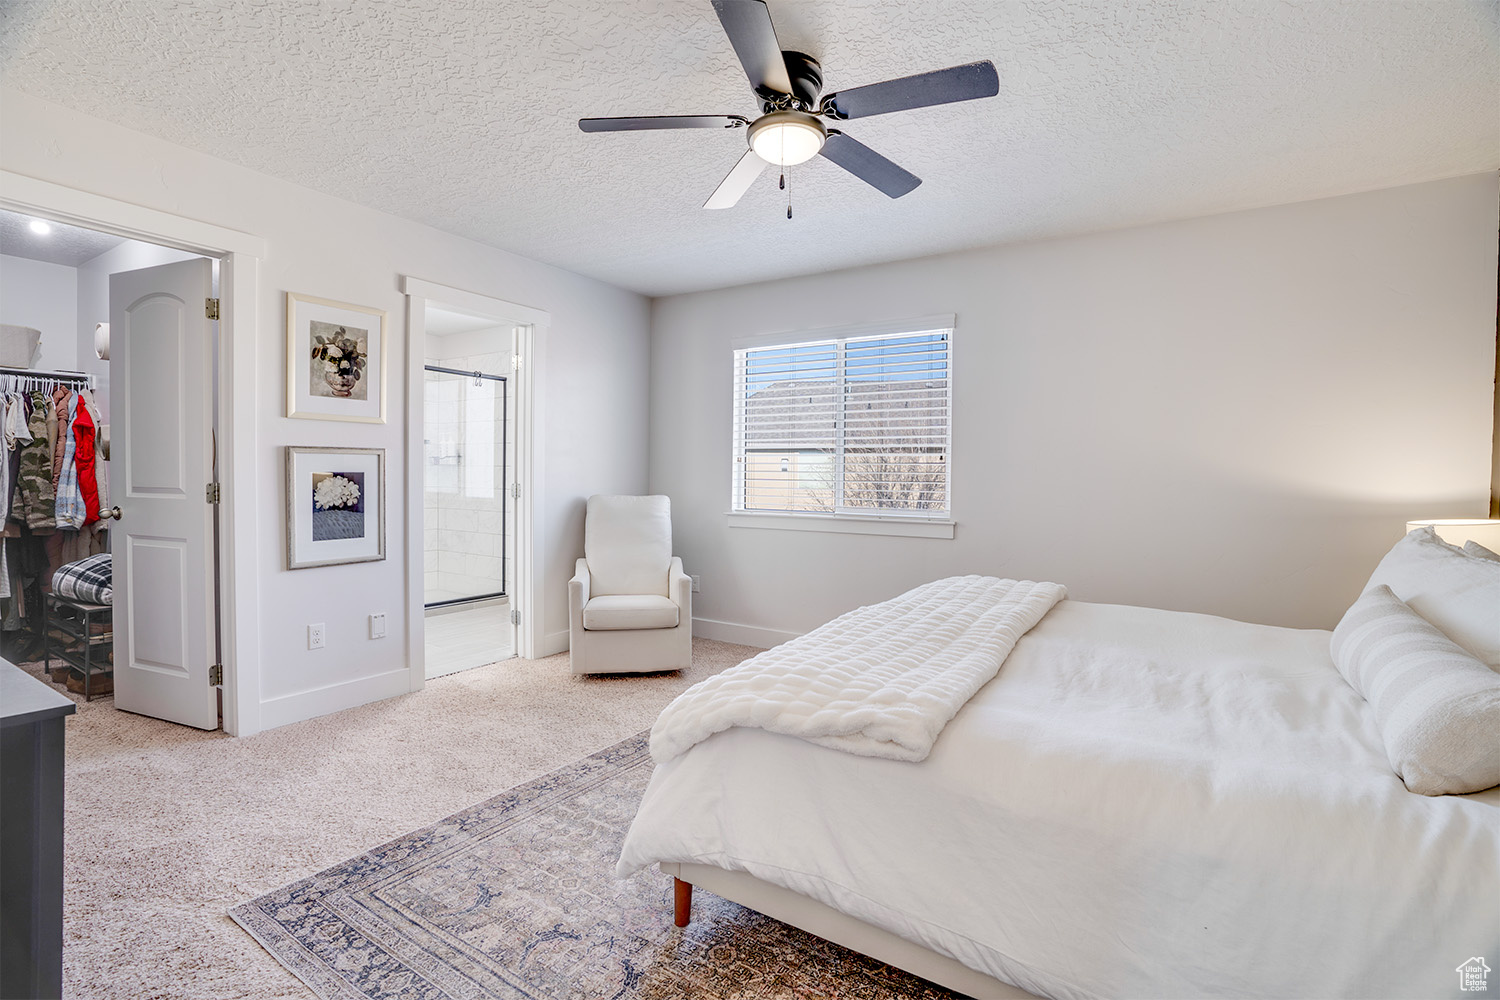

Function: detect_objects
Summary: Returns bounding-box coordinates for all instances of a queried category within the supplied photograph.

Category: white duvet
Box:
[651,575,1066,764]
[619,599,1500,1000]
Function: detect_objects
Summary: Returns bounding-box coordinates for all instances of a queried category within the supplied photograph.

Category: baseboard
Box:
[538,629,570,658]
[692,617,802,649]
[256,669,411,731]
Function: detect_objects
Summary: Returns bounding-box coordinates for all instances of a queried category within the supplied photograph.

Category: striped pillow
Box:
[1331,585,1500,795]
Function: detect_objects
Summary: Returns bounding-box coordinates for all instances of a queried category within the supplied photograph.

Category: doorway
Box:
[421,306,517,678]
[0,210,221,728]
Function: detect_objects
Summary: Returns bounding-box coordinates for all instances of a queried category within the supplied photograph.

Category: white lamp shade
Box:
[1407,519,1500,553]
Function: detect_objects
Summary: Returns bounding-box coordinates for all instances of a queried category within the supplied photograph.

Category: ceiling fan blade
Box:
[704,150,770,209]
[823,60,999,120]
[579,115,748,132]
[818,132,921,198]
[711,0,793,96]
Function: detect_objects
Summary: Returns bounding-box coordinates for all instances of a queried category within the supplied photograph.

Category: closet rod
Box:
[0,366,95,387]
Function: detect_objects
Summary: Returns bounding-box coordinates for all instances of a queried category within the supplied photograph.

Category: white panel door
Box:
[110,259,218,730]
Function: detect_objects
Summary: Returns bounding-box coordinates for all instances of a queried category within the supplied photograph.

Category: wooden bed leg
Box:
[673,877,692,927]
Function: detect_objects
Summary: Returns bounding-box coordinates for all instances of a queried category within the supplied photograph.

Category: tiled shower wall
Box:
[423,345,514,605]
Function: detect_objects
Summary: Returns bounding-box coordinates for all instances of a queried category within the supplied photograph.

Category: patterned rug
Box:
[230,732,963,999]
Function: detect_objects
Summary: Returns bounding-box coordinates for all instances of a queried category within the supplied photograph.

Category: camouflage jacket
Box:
[12,391,56,531]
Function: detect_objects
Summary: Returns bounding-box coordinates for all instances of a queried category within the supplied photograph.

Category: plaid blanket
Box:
[52,553,112,606]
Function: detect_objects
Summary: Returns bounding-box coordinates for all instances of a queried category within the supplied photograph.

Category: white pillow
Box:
[1464,540,1500,563]
[1331,585,1500,795]
[1361,526,1500,669]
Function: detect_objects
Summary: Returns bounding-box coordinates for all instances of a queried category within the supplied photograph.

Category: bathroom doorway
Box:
[421,307,516,677]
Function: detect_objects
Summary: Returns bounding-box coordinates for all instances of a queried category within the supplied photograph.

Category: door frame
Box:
[0,170,265,736]
[400,276,547,688]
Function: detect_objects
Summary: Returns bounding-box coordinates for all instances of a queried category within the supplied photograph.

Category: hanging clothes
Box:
[49,386,70,489]
[0,540,22,630]
[74,397,100,525]
[4,400,20,523]
[55,394,85,531]
[5,394,33,527]
[0,395,11,526]
[13,391,56,531]
[83,389,107,515]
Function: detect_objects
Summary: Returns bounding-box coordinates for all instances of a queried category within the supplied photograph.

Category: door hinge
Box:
[206,482,221,504]
[205,297,220,320]
[510,481,520,500]
[209,664,223,686]
[511,354,522,371]
[510,609,520,626]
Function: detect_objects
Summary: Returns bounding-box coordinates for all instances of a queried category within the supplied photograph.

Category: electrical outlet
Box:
[308,623,326,650]
[368,613,387,639]
[691,575,701,593]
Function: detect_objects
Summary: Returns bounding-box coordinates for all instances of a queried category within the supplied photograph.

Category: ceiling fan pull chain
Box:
[783,126,791,218]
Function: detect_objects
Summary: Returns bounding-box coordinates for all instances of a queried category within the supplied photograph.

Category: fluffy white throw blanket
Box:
[650,575,1067,764]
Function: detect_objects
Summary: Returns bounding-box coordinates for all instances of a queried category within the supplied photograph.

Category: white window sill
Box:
[726,511,955,539]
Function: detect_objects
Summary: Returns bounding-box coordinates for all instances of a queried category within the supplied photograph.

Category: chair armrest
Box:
[669,556,691,621]
[569,558,591,612]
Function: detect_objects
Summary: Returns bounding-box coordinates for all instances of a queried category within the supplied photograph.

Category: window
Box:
[732,319,952,525]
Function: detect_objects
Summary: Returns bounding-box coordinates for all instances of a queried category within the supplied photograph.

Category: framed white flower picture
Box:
[286,292,388,423]
[285,446,385,569]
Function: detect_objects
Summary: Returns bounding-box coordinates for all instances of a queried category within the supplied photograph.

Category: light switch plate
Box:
[691,575,701,593]
[369,613,387,639]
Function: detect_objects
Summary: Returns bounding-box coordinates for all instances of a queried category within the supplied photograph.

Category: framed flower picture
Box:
[286,292,387,423]
[285,446,385,569]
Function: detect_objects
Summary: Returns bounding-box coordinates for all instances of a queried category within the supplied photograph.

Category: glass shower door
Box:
[423,366,507,607]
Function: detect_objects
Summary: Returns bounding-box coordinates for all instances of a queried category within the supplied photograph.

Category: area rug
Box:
[230,732,963,999]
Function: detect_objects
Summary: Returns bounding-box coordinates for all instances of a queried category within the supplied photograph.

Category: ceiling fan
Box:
[578,0,999,213]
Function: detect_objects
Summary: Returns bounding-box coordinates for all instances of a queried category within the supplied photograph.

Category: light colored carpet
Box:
[20,639,760,1000]
[230,732,960,999]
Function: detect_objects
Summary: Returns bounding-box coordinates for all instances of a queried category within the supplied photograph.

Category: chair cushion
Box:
[585,494,672,597]
[582,594,679,631]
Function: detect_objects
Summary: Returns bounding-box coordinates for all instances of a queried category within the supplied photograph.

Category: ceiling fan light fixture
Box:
[748,111,826,166]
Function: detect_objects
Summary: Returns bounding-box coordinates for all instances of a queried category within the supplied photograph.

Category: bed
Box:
[618,583,1500,998]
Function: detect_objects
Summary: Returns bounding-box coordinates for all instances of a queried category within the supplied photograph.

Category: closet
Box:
[0,209,215,720]
[0,368,112,667]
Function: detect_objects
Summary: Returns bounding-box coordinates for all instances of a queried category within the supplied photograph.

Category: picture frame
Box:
[285,446,386,570]
[286,292,388,423]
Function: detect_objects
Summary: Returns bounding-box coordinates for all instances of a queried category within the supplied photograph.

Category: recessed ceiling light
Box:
[28,219,52,236]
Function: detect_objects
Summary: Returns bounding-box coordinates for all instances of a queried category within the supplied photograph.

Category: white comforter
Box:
[650,575,1066,764]
[619,599,1500,1000]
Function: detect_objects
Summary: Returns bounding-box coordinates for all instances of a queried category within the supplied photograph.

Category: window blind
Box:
[732,324,951,519]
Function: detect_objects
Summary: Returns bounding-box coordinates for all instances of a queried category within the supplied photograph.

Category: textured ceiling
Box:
[0,208,126,266]
[1,1,1496,296]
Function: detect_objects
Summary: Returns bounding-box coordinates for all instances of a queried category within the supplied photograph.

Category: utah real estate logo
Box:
[1457,957,1491,992]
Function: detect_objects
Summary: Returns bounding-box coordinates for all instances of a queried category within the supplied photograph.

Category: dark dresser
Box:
[1,658,75,1000]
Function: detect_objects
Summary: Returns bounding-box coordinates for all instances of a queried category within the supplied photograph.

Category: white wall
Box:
[0,253,77,370]
[651,174,1498,637]
[1,89,649,730]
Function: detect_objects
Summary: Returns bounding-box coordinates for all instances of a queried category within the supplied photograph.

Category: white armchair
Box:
[568,494,692,675]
